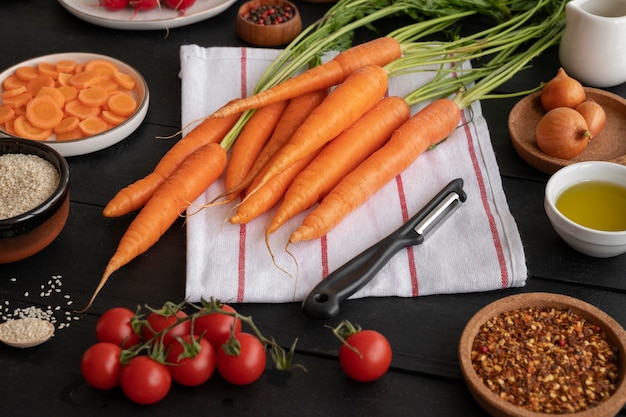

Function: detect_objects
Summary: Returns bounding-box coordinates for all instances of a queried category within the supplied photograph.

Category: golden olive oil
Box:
[555,181,626,231]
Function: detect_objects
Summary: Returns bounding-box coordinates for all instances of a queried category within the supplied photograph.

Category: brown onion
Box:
[575,99,606,139]
[535,107,591,159]
[540,68,586,111]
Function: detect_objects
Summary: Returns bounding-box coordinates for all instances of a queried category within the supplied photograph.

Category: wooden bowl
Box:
[236,0,302,47]
[508,87,626,174]
[459,292,626,417]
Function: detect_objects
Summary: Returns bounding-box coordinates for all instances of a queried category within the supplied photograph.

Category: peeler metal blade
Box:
[302,178,467,319]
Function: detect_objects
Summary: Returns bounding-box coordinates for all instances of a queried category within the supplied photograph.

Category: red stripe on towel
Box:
[320,235,329,278]
[461,111,509,288]
[395,175,419,296]
[237,47,248,302]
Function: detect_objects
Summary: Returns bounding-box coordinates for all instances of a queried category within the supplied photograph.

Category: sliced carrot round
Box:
[13,115,52,140]
[85,60,119,77]
[107,92,137,117]
[3,74,27,91]
[15,66,40,82]
[3,117,17,135]
[69,70,102,89]
[79,115,110,136]
[113,71,136,90]
[94,76,120,93]
[56,127,84,141]
[26,74,55,97]
[37,62,59,80]
[2,91,33,108]
[37,86,66,109]
[65,99,101,120]
[78,86,109,107]
[57,85,78,103]
[56,72,73,87]
[0,105,15,124]
[101,109,127,126]
[54,116,80,134]
[1,86,28,99]
[26,95,64,130]
[56,60,78,74]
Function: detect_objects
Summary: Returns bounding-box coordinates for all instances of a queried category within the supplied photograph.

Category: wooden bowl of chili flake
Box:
[459,292,626,417]
[236,0,302,47]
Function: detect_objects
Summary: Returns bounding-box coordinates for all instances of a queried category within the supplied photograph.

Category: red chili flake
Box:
[471,306,620,414]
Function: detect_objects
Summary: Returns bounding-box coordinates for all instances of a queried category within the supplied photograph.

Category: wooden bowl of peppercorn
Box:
[236,0,302,47]
[458,292,626,417]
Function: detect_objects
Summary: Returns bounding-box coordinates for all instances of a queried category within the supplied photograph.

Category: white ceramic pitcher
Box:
[559,0,626,87]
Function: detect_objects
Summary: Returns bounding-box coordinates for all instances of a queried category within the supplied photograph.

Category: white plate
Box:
[0,53,149,157]
[57,0,238,30]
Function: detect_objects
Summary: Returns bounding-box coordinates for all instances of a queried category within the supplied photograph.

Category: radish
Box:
[130,0,159,10]
[164,0,196,10]
[100,0,130,10]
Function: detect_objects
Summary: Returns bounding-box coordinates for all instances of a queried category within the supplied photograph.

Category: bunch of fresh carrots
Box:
[79,0,566,311]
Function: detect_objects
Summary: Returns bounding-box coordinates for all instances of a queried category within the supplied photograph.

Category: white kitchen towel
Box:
[180,44,527,304]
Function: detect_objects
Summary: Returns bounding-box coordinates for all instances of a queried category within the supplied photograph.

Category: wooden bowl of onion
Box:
[459,292,626,417]
[236,0,302,47]
[508,68,626,174]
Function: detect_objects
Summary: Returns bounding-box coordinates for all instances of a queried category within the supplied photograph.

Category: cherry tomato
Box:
[217,332,266,385]
[194,304,242,349]
[339,330,392,382]
[81,342,122,390]
[166,335,216,387]
[99,0,129,10]
[142,309,190,347]
[96,307,141,348]
[120,356,172,405]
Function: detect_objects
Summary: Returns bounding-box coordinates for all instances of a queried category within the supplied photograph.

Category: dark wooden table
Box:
[1,1,625,416]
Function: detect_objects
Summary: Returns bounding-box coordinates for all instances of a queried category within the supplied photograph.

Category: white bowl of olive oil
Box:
[545,161,626,258]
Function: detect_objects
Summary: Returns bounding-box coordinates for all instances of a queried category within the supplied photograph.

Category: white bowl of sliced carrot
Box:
[0,52,149,157]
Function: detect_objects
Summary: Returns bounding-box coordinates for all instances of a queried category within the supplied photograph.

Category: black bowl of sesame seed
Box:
[459,292,626,417]
[236,0,302,47]
[0,138,70,263]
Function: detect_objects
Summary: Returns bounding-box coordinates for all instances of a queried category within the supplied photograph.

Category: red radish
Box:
[130,0,159,10]
[100,0,129,10]
[165,0,195,9]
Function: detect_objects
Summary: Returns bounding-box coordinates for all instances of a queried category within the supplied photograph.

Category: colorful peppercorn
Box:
[242,4,295,25]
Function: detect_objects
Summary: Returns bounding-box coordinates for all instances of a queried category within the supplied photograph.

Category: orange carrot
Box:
[26,74,55,97]
[214,89,328,203]
[102,110,241,217]
[81,142,228,312]
[267,96,410,235]
[221,100,288,204]
[253,64,388,193]
[289,98,462,243]
[229,146,325,225]
[54,116,80,134]
[212,37,401,118]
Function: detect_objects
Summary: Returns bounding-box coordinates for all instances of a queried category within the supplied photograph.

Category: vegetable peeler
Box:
[302,178,467,319]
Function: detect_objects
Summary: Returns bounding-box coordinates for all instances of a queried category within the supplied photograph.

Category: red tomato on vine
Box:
[120,356,172,405]
[194,304,242,349]
[167,335,216,386]
[96,307,141,348]
[217,332,266,385]
[81,342,123,390]
[332,321,392,382]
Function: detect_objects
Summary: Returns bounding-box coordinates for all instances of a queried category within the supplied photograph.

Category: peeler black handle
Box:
[302,178,466,319]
